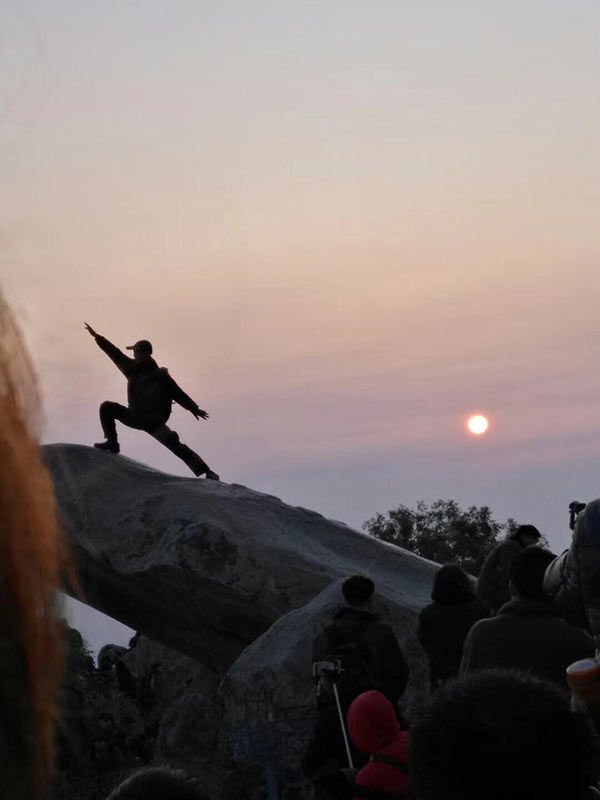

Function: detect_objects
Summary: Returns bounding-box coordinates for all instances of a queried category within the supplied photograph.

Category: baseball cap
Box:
[126,339,153,353]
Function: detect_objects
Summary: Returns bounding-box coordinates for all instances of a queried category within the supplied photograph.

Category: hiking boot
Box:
[204,469,220,481]
[94,440,120,454]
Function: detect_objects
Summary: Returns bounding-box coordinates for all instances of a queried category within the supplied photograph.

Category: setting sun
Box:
[467,414,489,435]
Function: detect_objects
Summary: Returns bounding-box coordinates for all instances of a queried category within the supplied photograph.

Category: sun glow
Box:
[467,414,489,435]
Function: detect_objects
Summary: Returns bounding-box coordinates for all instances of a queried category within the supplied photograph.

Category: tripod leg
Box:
[332,681,354,769]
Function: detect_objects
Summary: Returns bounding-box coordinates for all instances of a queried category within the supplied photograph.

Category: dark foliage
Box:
[363,499,523,575]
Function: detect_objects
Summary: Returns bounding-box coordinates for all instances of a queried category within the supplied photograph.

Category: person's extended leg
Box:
[150,425,219,479]
[95,402,142,453]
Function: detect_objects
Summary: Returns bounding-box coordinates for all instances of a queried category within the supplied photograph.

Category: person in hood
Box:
[347,690,410,800]
[84,323,219,480]
[475,524,541,613]
[418,564,489,689]
[312,575,409,710]
[460,547,593,687]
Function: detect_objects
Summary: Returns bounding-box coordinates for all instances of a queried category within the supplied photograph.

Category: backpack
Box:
[316,623,378,710]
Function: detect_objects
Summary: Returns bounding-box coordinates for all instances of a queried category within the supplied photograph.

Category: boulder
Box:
[44,444,437,678]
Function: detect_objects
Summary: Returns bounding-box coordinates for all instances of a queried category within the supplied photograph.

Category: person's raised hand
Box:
[193,409,209,420]
[84,322,98,337]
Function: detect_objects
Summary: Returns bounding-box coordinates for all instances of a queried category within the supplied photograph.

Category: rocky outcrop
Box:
[46,443,439,798]
[44,444,436,677]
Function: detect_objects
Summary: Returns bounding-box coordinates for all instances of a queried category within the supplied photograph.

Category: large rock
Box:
[45,444,437,677]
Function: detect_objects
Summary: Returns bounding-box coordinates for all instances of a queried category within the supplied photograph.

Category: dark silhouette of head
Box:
[0,292,73,797]
[509,546,556,600]
[105,766,210,800]
[342,575,375,608]
[511,524,541,547]
[409,669,595,800]
[431,564,474,605]
[126,339,153,364]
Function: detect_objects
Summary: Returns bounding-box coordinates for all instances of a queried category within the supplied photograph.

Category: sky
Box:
[2,0,600,656]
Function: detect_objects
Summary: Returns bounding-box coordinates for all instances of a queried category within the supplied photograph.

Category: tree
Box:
[363,499,522,575]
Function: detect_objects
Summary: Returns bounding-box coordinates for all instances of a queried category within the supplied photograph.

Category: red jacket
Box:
[347,690,410,799]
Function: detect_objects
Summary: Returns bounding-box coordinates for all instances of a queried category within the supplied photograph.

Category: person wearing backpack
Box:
[312,575,409,711]
[303,576,409,799]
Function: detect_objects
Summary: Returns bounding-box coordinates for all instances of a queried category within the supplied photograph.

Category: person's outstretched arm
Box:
[165,373,209,419]
[84,322,134,377]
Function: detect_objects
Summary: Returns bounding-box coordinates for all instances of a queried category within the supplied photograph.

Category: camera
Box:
[312,659,343,682]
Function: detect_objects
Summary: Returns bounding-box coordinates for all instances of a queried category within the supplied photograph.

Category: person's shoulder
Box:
[466,615,500,639]
[313,619,340,647]
[492,537,517,552]
[481,541,505,561]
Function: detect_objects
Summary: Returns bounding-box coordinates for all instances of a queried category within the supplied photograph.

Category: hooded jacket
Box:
[459,597,594,687]
[95,335,200,424]
[347,690,410,799]
[417,597,489,686]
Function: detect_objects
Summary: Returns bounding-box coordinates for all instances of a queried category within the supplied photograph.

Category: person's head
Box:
[342,575,375,609]
[431,564,474,606]
[105,766,210,800]
[0,292,72,797]
[509,546,556,600]
[512,524,542,547]
[347,690,401,753]
[126,339,153,364]
[409,669,595,800]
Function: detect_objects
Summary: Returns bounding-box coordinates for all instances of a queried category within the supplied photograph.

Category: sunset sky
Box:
[3,1,600,653]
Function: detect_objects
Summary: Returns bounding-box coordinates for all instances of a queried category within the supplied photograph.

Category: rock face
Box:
[45,443,439,798]
[45,444,436,678]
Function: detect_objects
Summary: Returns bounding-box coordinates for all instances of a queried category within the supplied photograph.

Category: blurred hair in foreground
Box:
[0,291,72,798]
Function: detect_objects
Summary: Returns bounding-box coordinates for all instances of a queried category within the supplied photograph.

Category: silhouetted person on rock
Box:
[84,323,219,480]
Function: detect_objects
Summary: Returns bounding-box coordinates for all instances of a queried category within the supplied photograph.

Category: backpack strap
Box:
[328,619,373,662]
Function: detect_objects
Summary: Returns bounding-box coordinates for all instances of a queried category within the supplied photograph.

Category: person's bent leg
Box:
[150,425,219,479]
[96,402,139,453]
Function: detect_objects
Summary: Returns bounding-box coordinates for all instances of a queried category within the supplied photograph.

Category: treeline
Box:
[362,499,545,575]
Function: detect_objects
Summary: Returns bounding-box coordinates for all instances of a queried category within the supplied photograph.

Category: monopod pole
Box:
[332,681,354,769]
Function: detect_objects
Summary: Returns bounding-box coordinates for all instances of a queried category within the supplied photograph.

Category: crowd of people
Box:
[302,522,600,800]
